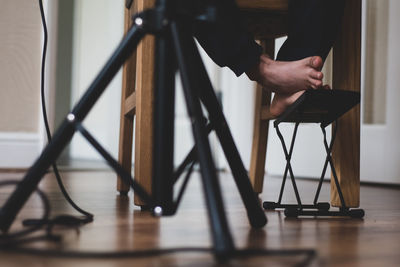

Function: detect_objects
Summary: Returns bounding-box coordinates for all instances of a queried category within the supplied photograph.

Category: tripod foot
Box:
[263,201,278,210]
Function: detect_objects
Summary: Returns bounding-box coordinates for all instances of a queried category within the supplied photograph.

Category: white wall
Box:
[69,0,124,161]
[360,0,400,184]
[0,0,57,168]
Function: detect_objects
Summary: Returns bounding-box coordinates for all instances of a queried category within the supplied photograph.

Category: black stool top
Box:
[274,89,360,128]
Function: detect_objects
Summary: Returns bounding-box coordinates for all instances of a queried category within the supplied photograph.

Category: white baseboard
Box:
[0,133,42,168]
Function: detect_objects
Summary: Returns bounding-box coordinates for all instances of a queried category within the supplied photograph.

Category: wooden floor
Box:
[0,170,399,267]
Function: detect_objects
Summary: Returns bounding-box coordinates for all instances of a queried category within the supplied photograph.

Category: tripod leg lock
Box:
[132,9,168,34]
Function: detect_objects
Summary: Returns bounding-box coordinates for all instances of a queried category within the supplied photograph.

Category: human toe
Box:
[309,69,323,80]
[308,56,323,71]
[309,78,323,89]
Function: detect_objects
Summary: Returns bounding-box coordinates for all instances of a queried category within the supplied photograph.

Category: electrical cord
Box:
[37,0,94,225]
[0,246,315,267]
[0,180,50,240]
[1,0,93,245]
[0,2,317,266]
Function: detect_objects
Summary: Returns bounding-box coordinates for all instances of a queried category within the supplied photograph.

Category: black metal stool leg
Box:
[258,88,363,219]
[313,122,338,207]
[321,125,364,218]
[278,121,300,205]
[321,123,347,207]
[264,122,302,209]
[285,122,364,218]
[264,123,295,210]
[264,122,330,212]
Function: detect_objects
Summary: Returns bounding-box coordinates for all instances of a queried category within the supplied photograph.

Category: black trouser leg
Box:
[277,0,346,61]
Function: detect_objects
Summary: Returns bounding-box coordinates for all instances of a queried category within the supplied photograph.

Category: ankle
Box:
[246,54,271,81]
[245,62,261,83]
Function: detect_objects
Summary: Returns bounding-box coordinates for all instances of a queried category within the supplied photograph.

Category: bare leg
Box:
[270,90,306,118]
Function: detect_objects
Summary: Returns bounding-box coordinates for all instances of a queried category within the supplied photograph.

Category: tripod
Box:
[0,0,266,261]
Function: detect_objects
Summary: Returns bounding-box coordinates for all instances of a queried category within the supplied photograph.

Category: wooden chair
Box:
[117,0,362,208]
[117,0,155,206]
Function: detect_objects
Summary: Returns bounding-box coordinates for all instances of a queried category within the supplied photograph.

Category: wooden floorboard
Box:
[0,171,399,266]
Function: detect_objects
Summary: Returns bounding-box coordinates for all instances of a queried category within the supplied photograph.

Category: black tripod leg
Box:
[0,23,146,233]
[171,22,235,259]
[203,97,268,228]
[199,85,268,228]
[76,123,154,206]
[173,122,212,184]
[173,31,267,228]
[151,21,177,214]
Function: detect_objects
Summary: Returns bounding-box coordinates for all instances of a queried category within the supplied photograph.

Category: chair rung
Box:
[124,92,136,116]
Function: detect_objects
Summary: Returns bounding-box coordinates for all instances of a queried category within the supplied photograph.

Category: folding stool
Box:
[263,89,365,218]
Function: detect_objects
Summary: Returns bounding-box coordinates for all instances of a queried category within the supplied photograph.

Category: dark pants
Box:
[194,0,345,76]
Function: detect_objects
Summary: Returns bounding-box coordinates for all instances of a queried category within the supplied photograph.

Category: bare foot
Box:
[270,91,305,118]
[246,55,324,94]
[270,85,331,117]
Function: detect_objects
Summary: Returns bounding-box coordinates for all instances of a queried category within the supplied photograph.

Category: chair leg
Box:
[133,0,156,207]
[249,39,274,194]
[249,85,270,193]
[331,0,361,208]
[117,4,138,194]
[117,115,134,194]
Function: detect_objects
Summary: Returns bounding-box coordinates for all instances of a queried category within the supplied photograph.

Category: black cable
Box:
[1,245,315,267]
[37,0,93,225]
[5,247,315,260]
[0,181,50,240]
